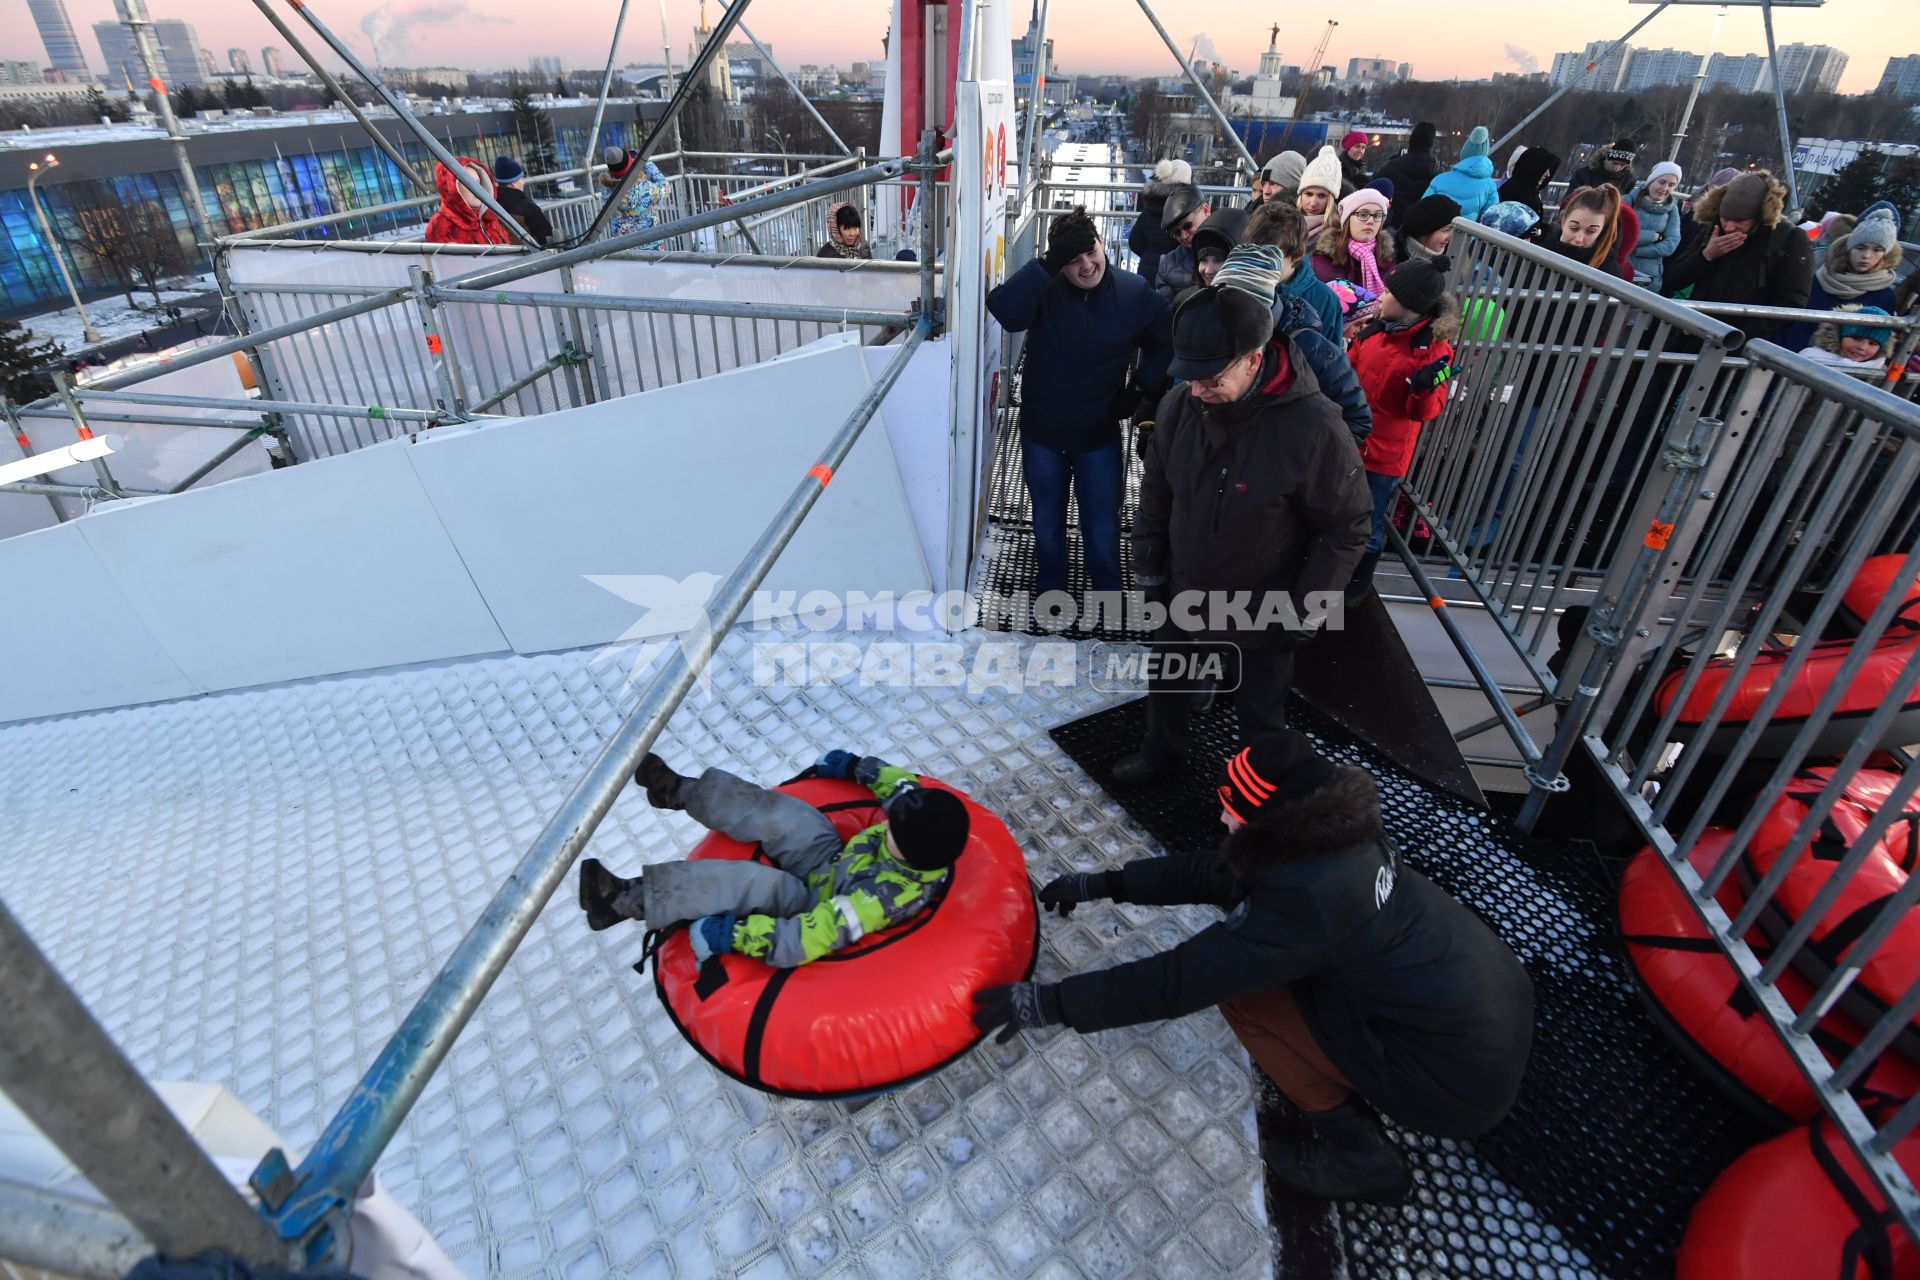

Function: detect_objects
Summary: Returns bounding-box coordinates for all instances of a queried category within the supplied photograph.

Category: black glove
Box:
[1408,356,1454,392]
[1036,869,1122,917]
[1108,386,1144,425]
[1043,218,1098,275]
[971,982,1065,1045]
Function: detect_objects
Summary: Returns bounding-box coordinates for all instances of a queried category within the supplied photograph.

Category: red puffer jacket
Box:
[1349,310,1456,478]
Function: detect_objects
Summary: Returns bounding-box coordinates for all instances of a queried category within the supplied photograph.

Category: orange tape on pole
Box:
[426,334,444,354]
[1644,519,1675,550]
[148,78,165,93]
[807,464,833,486]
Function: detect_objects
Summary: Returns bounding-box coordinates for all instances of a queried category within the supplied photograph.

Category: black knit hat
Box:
[1401,194,1459,239]
[1161,183,1204,231]
[1047,208,1098,261]
[1410,121,1436,152]
[1386,258,1448,315]
[1219,731,1341,822]
[884,786,970,870]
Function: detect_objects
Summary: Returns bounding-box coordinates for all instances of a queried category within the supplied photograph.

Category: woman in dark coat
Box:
[1496,147,1562,220]
[973,731,1535,1202]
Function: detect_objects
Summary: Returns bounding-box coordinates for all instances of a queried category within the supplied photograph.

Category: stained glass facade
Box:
[2,115,641,314]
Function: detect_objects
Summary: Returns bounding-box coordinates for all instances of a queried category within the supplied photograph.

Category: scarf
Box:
[820,236,871,260]
[1303,212,1326,240]
[1349,238,1387,299]
[1402,235,1445,266]
[1815,261,1896,300]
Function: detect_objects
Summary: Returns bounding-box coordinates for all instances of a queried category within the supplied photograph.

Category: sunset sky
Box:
[7,0,1908,96]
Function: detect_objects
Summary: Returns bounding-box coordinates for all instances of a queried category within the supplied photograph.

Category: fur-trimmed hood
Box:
[1142,177,1189,202]
[1692,176,1786,229]
[1222,766,1384,875]
[1822,214,1905,273]
[1420,292,1461,343]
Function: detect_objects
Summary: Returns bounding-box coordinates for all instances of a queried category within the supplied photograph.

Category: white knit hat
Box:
[1153,158,1193,185]
[1647,160,1683,187]
[1298,145,1342,197]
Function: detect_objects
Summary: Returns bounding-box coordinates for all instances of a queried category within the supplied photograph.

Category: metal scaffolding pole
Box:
[276,0,544,249]
[0,1181,151,1280]
[581,0,636,177]
[0,896,288,1267]
[740,22,851,156]
[1131,0,1258,176]
[1491,0,1675,155]
[248,0,431,195]
[1018,0,1052,210]
[1759,0,1803,212]
[117,0,213,255]
[582,0,760,243]
[1670,4,1727,163]
[252,317,933,1264]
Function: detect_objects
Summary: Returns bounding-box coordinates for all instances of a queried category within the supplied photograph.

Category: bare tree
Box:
[58,182,188,309]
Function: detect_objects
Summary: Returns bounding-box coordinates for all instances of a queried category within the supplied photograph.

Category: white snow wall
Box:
[0,336,943,723]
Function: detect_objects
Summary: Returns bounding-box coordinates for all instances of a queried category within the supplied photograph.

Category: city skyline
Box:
[4,0,1910,95]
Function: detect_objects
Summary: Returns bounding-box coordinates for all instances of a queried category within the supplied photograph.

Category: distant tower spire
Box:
[1269,23,1280,50]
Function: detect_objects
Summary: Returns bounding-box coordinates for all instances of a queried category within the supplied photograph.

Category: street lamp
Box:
[25,155,101,345]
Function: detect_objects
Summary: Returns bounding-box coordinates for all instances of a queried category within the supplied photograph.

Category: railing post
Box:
[1517,403,1725,831]
[51,372,122,498]
[407,266,469,421]
[0,896,290,1267]
[213,250,297,464]
[914,129,942,334]
[558,263,608,405]
[1,395,67,522]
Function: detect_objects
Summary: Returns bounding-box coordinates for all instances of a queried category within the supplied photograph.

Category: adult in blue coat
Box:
[1625,162,1685,291]
[1423,126,1501,227]
[988,209,1173,595]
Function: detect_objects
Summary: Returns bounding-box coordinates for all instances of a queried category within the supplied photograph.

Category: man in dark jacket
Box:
[974,730,1535,1201]
[988,208,1172,595]
[1128,159,1189,287]
[1661,169,1813,337]
[1154,183,1210,302]
[1569,138,1637,194]
[1116,244,1370,781]
[1188,206,1249,286]
[492,155,553,247]
[1373,122,1440,228]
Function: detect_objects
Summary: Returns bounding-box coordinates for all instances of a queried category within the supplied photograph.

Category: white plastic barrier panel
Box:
[405,334,932,654]
[0,336,942,722]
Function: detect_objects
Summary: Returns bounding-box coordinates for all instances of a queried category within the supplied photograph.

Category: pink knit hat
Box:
[1342,129,1369,150]
[1337,187,1389,225]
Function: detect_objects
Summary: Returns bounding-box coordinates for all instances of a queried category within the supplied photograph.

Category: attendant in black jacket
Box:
[988,209,1172,595]
[1117,244,1370,781]
[1373,122,1440,228]
[491,156,553,247]
[974,731,1535,1202]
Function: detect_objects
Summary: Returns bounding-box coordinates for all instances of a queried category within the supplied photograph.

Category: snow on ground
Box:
[20,274,219,357]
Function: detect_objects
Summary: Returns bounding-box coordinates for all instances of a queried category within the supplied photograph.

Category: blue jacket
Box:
[1281,264,1345,349]
[1273,292,1371,447]
[988,257,1173,453]
[1626,184,1683,291]
[1425,157,1500,227]
[1154,245,1199,302]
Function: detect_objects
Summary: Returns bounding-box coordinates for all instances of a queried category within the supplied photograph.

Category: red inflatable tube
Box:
[651,776,1037,1098]
[1652,630,1920,760]
[1677,1115,1920,1280]
[1840,554,1920,634]
[1743,770,1920,1065]
[1621,836,1920,1126]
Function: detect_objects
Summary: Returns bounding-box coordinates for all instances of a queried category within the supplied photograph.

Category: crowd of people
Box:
[421,145,673,248]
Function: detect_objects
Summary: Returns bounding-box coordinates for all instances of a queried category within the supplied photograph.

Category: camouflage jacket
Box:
[732,758,951,967]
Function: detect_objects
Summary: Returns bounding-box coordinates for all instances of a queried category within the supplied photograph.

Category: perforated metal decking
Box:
[1044,696,1767,1280]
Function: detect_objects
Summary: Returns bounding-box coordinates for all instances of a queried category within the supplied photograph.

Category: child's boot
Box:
[579,858,646,931]
[635,753,691,810]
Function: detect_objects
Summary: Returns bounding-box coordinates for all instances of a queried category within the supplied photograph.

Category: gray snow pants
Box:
[635,767,850,926]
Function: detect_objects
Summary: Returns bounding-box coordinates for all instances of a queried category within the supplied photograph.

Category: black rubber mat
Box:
[1048,696,1769,1280]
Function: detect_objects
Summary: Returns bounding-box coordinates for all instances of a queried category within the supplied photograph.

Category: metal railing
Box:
[2,150,941,512]
[1396,214,1920,1243]
[0,134,951,1275]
